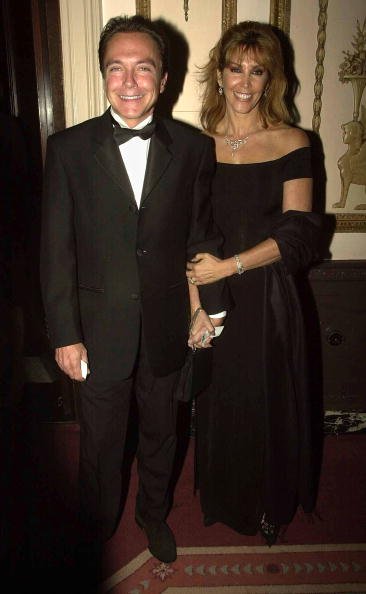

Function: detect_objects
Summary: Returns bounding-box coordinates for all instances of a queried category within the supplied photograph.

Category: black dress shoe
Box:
[136,514,177,563]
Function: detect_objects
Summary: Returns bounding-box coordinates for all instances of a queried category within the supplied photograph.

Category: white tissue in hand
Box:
[81,360,88,379]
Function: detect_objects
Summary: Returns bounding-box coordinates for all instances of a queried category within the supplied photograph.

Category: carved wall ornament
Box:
[338,18,366,122]
[312,0,328,135]
[334,112,366,210]
[184,1,189,21]
[308,4,366,232]
[335,19,366,213]
[339,20,366,80]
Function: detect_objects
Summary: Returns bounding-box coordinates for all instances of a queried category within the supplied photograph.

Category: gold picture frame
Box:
[222,0,237,32]
[136,1,291,33]
[136,0,150,18]
[221,0,291,33]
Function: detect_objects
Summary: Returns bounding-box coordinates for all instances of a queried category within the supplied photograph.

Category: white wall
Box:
[102,0,135,20]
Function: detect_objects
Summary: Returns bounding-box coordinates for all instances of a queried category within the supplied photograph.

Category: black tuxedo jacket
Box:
[41,110,226,381]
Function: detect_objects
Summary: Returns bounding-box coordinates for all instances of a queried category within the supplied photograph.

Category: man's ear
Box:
[160,72,168,93]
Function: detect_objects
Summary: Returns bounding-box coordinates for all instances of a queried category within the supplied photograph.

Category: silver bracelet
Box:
[234,254,245,275]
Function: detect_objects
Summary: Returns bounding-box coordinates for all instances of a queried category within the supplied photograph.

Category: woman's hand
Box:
[188,308,215,349]
[187,253,234,285]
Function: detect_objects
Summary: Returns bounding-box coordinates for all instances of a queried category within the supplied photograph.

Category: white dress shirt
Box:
[111,108,151,207]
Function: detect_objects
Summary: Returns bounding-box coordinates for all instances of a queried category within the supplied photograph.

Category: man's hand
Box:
[55,342,88,381]
[188,309,215,350]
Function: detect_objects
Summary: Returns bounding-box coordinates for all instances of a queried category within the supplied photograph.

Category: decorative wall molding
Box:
[334,213,366,233]
[312,0,327,135]
[59,0,105,127]
[269,0,291,35]
[309,259,366,280]
[222,0,237,32]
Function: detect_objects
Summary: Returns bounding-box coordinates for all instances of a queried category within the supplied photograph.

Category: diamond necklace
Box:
[224,134,249,157]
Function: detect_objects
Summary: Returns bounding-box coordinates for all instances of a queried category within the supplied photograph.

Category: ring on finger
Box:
[189,277,196,285]
[201,331,209,344]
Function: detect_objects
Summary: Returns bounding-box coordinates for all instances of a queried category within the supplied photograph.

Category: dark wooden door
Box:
[1,0,76,420]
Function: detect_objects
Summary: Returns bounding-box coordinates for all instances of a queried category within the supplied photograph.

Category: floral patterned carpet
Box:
[99,430,366,594]
[101,543,366,593]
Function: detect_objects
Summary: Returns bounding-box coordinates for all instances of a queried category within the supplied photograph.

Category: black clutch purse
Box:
[175,347,213,402]
[175,306,214,402]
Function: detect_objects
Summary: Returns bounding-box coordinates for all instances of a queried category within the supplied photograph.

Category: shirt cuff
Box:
[208,311,226,338]
[208,311,227,318]
[213,325,224,337]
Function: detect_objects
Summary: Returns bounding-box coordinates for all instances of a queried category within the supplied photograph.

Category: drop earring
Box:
[218,86,224,95]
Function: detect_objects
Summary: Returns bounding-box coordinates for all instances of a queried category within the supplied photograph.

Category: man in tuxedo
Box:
[40,15,225,568]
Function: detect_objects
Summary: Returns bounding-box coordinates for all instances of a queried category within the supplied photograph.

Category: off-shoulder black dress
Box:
[197,147,321,535]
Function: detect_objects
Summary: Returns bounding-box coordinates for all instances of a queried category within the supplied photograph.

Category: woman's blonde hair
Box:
[199,21,291,133]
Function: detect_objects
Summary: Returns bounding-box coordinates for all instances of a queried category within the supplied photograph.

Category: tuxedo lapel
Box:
[93,111,135,203]
[141,119,173,205]
[92,112,173,207]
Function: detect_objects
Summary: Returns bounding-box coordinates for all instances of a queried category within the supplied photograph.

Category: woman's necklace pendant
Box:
[225,135,249,157]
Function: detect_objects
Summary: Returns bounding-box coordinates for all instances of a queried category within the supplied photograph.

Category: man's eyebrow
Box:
[138,58,158,68]
[104,58,158,68]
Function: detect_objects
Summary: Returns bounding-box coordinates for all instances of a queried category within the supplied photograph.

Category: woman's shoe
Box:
[259,513,279,547]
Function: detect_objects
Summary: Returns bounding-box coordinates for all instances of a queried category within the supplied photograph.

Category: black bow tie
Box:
[112,118,156,145]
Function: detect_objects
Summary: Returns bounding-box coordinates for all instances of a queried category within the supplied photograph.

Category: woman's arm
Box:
[187,280,221,348]
[187,175,313,285]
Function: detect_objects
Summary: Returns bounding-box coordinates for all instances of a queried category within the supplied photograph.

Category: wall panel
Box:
[237,0,270,24]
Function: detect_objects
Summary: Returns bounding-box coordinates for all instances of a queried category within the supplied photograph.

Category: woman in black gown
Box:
[186,21,321,544]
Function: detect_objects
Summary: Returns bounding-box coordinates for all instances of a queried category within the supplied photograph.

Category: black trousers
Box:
[77,337,180,542]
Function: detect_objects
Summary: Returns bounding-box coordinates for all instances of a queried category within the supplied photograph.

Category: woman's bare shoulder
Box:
[271,125,310,153]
